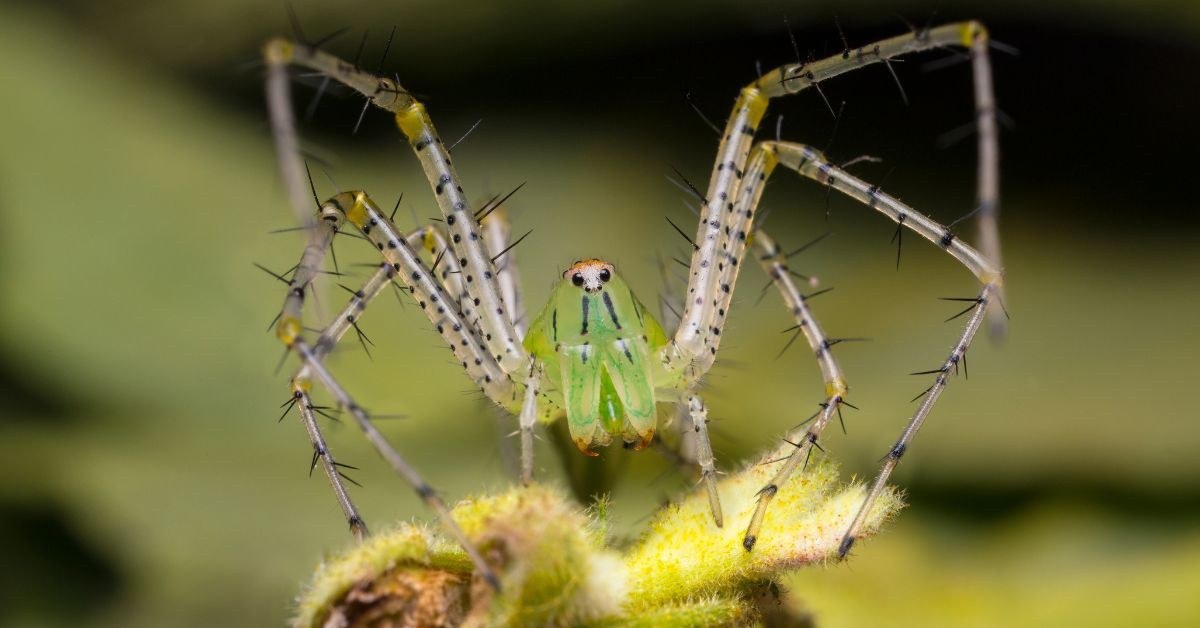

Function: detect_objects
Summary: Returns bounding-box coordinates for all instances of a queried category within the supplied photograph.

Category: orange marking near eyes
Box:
[563,259,613,279]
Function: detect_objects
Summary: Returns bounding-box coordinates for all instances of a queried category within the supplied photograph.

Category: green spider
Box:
[524,259,669,456]
[263,20,1006,588]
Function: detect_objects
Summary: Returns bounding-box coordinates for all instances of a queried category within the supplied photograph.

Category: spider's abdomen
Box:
[524,261,669,454]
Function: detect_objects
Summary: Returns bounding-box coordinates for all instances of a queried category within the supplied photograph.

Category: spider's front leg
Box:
[658,141,851,535]
[661,20,1005,542]
[264,37,560,488]
[264,38,528,374]
[667,21,1003,370]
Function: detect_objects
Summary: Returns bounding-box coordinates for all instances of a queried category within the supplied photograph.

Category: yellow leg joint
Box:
[394,102,431,142]
[761,145,780,172]
[262,38,294,65]
[276,315,302,345]
[826,379,849,399]
[345,193,370,228]
[736,87,770,130]
[961,21,989,47]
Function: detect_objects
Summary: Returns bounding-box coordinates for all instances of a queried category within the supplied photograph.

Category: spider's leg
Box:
[291,386,368,541]
[725,141,1002,551]
[320,192,525,407]
[969,46,1006,338]
[667,21,1004,373]
[687,395,723,528]
[264,39,529,375]
[516,361,543,485]
[263,42,312,228]
[300,224,461,368]
[655,256,698,468]
[658,23,1003,530]
[329,193,566,484]
[480,206,545,481]
[273,202,500,589]
[263,29,559,450]
[481,208,527,340]
[410,224,471,315]
[838,283,994,559]
[661,141,851,536]
[768,142,1000,281]
[739,229,848,551]
[291,218,519,518]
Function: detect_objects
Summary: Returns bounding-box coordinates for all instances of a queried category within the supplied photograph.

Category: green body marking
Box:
[525,260,669,454]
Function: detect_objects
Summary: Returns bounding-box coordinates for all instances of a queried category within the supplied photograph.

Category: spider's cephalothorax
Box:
[263,20,1006,586]
[525,260,669,454]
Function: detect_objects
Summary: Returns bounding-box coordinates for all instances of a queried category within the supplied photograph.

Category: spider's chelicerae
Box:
[263,20,1006,587]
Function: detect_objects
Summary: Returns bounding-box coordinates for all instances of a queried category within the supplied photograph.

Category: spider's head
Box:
[563,259,615,294]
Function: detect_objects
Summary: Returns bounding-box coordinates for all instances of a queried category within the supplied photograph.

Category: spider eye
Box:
[598,269,611,282]
[571,273,584,287]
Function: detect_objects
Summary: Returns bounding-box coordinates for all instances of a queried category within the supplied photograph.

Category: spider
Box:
[262,20,1006,588]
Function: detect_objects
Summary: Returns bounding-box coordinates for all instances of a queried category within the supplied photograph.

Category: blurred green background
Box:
[2,0,1199,626]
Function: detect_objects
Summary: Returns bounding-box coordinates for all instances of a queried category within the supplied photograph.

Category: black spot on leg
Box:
[888,442,907,460]
[939,231,956,248]
[580,296,590,335]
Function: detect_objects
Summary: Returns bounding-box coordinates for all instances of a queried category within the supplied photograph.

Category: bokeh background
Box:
[2,0,1199,626]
